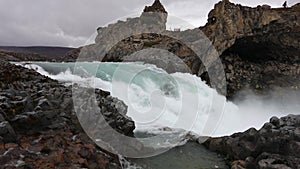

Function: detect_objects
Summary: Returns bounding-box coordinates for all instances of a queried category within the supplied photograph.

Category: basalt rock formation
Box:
[201,0,299,56]
[201,0,300,97]
[204,115,300,169]
[0,60,135,168]
[79,0,300,98]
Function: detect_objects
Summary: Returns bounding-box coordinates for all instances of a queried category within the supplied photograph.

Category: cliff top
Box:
[143,0,167,14]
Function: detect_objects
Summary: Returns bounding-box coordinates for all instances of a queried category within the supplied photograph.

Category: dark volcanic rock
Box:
[0,121,17,143]
[0,60,135,168]
[201,0,300,56]
[200,1,300,97]
[217,52,300,98]
[203,115,300,169]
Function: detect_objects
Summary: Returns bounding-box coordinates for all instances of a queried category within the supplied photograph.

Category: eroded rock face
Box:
[201,1,300,97]
[0,60,135,168]
[79,0,299,97]
[203,115,300,169]
[201,0,300,55]
[211,52,300,98]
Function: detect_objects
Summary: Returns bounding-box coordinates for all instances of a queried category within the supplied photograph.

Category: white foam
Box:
[18,62,298,137]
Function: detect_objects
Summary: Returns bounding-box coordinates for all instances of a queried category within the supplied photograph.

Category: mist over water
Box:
[18,62,299,137]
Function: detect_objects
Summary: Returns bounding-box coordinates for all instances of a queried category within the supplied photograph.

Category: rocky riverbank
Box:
[0,60,135,168]
[204,115,300,169]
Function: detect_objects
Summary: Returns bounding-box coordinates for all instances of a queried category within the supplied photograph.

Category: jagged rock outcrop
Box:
[203,115,300,169]
[218,52,300,98]
[143,0,167,14]
[78,0,169,65]
[200,0,300,97]
[201,0,300,56]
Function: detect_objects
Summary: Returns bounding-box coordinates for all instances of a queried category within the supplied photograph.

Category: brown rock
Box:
[231,160,246,169]
[4,143,18,149]
[143,0,167,14]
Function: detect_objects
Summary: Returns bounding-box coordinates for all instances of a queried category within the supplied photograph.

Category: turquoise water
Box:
[28,62,180,96]
[19,62,291,138]
[16,61,299,169]
[18,61,230,168]
[128,142,228,169]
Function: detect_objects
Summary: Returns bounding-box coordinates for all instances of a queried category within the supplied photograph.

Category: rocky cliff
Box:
[201,0,299,56]
[79,0,300,98]
[143,0,167,14]
[201,0,300,97]
[1,0,298,98]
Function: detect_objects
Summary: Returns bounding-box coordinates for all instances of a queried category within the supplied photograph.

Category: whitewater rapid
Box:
[17,62,294,137]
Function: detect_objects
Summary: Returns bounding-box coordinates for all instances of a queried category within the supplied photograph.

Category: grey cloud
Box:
[0,0,298,47]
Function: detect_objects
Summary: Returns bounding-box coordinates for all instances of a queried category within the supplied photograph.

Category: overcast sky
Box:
[0,0,298,47]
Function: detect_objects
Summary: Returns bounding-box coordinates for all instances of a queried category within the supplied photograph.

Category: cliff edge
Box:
[79,0,299,98]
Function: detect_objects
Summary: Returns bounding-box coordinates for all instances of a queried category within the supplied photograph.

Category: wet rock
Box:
[258,158,292,169]
[256,153,299,169]
[204,115,300,169]
[37,98,53,110]
[10,115,30,129]
[0,60,136,168]
[0,121,17,143]
[0,112,4,122]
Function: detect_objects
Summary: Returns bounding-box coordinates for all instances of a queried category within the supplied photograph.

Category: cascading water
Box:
[16,62,296,169]
[17,62,238,136]
[17,62,294,137]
